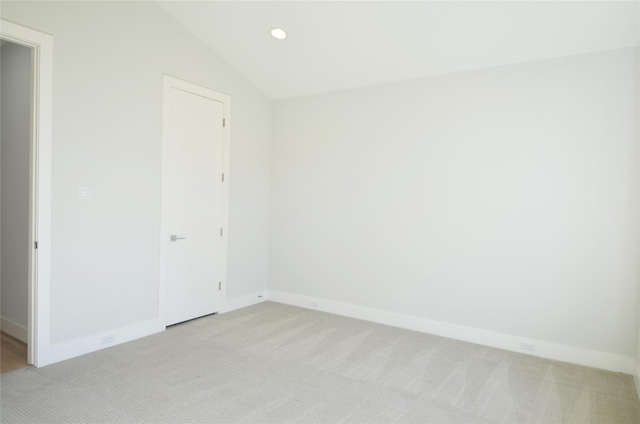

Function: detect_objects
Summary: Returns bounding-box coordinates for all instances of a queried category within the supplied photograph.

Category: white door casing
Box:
[0,20,53,367]
[160,76,230,326]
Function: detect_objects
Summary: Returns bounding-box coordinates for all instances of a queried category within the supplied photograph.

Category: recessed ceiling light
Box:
[270,28,287,40]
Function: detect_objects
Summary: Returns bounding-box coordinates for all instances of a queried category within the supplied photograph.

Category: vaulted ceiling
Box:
[158,1,640,99]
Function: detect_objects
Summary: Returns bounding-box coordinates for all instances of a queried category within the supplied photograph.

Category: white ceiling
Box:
[158,1,640,99]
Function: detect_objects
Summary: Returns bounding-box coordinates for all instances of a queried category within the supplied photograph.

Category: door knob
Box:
[170,234,187,241]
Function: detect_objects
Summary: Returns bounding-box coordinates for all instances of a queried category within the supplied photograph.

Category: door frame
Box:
[159,75,231,325]
[0,20,53,367]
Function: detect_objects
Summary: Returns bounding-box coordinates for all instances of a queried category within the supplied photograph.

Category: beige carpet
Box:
[1,301,638,423]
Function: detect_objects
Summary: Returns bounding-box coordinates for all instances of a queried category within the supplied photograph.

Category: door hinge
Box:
[219,282,221,291]
[34,241,38,249]
[221,173,224,182]
[223,118,226,127]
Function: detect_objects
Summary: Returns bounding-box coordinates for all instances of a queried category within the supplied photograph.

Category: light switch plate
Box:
[78,187,93,200]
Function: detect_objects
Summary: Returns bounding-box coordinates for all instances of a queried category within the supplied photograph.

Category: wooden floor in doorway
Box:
[1,331,29,374]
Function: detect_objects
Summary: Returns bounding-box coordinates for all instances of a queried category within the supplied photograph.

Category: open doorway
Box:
[0,40,33,373]
[0,20,53,369]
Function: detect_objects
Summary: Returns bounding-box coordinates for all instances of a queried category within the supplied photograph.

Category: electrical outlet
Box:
[310,300,319,308]
[101,334,115,345]
[521,340,536,351]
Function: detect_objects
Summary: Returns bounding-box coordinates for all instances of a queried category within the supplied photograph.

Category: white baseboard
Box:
[221,290,268,313]
[37,291,268,368]
[41,318,165,367]
[268,290,635,375]
[633,362,640,401]
[0,317,28,343]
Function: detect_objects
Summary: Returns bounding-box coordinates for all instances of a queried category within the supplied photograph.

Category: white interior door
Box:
[165,81,225,326]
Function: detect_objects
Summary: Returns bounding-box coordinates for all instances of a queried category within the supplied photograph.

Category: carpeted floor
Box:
[1,301,638,423]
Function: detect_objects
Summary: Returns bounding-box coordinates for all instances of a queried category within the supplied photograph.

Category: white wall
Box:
[0,1,271,348]
[0,41,31,341]
[271,48,640,368]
